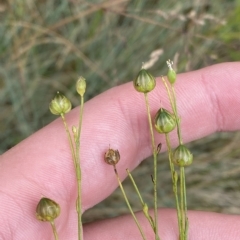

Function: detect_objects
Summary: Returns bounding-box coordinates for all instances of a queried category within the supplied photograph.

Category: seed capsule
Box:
[154,108,176,133]
[173,144,193,167]
[49,92,72,115]
[166,60,176,84]
[133,68,156,93]
[167,68,176,84]
[36,197,61,222]
[76,76,86,96]
[104,148,120,165]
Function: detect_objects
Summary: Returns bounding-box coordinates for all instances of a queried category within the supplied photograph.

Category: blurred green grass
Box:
[0,0,240,223]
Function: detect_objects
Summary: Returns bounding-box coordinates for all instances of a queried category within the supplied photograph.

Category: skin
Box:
[0,62,240,240]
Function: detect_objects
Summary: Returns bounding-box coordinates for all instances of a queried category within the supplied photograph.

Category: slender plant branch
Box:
[161,76,174,108]
[165,133,182,234]
[164,134,175,180]
[161,77,183,145]
[126,169,144,204]
[50,221,59,240]
[126,168,155,230]
[162,73,190,240]
[171,85,183,144]
[144,93,160,240]
[182,166,189,240]
[180,167,185,239]
[167,77,188,240]
[75,95,85,240]
[60,114,77,168]
[114,166,147,240]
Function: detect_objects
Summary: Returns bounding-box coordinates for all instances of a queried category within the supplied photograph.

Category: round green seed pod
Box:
[49,92,72,115]
[167,68,176,84]
[154,108,176,133]
[133,68,156,93]
[36,197,61,222]
[173,144,193,167]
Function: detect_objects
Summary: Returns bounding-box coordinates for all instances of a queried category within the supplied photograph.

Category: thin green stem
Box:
[75,95,84,240]
[164,134,175,181]
[165,133,182,236]
[162,76,189,240]
[182,167,188,240]
[126,169,155,230]
[60,114,77,168]
[161,76,174,110]
[185,218,189,240]
[114,166,147,240]
[171,86,183,145]
[144,93,160,240]
[161,77,183,145]
[126,169,144,205]
[50,221,59,240]
[174,174,182,239]
[180,167,187,240]
[180,167,185,240]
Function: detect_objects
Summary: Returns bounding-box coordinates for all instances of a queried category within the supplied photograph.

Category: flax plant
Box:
[104,149,147,240]
[37,61,194,240]
[133,67,160,240]
[104,148,158,238]
[154,60,193,240]
[92,62,193,240]
[41,76,87,240]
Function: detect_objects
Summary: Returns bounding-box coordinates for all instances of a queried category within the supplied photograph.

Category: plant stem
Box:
[180,167,185,240]
[162,76,189,239]
[126,169,144,204]
[181,166,188,240]
[60,114,77,168]
[75,95,84,240]
[161,77,183,145]
[114,166,147,240]
[169,83,188,240]
[170,86,183,144]
[126,169,155,230]
[165,133,182,236]
[50,221,59,240]
[144,93,160,240]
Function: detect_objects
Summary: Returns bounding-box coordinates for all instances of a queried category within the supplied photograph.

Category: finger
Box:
[0,63,240,239]
[84,209,240,240]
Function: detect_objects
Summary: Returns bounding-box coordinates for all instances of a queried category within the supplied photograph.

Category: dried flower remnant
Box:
[157,143,162,154]
[104,148,120,166]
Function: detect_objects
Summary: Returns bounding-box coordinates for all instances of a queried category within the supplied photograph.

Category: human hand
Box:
[0,62,240,240]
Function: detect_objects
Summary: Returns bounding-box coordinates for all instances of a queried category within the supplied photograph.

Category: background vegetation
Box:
[0,0,240,223]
